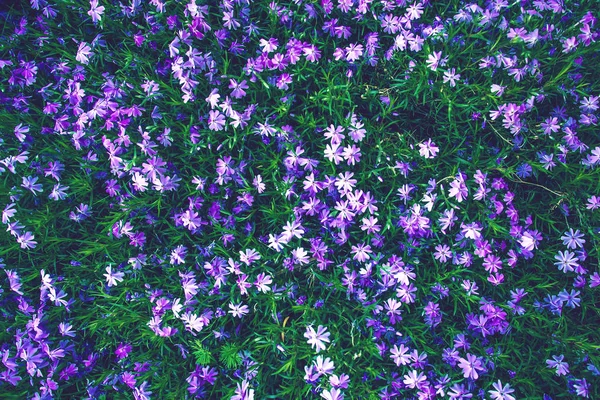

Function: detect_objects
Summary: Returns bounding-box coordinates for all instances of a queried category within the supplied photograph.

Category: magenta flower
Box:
[115,343,132,360]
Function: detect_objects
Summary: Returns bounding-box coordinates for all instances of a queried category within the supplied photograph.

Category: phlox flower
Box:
[115,343,132,360]
[314,355,335,376]
[228,302,249,318]
[17,232,37,249]
[59,322,75,337]
[133,381,152,400]
[21,176,43,195]
[406,2,424,20]
[403,369,427,389]
[2,203,16,223]
[268,233,285,252]
[324,143,344,164]
[208,110,226,131]
[457,353,485,380]
[321,387,344,400]
[304,325,330,353]
[443,68,461,87]
[489,380,515,400]
[561,228,586,249]
[282,219,305,241]
[345,43,363,62]
[104,265,124,287]
[418,138,439,158]
[239,248,261,265]
[351,243,372,263]
[329,373,350,389]
[448,173,468,202]
[76,42,93,64]
[587,195,600,210]
[292,247,310,265]
[231,380,254,400]
[574,378,590,398]
[554,250,579,273]
[519,230,542,251]
[131,172,148,192]
[303,44,322,62]
[390,344,411,366]
[546,354,569,376]
[13,123,29,142]
[433,244,451,263]
[254,273,272,293]
[88,0,105,23]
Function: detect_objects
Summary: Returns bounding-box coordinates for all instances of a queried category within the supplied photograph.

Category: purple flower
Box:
[345,43,364,62]
[304,325,331,353]
[208,110,226,131]
[88,0,105,23]
[390,344,411,366]
[554,250,579,273]
[104,265,124,287]
[448,173,468,202]
[546,355,569,376]
[228,302,249,318]
[457,353,485,380]
[115,343,132,360]
[76,42,93,64]
[314,355,335,376]
[560,229,586,249]
[489,380,516,400]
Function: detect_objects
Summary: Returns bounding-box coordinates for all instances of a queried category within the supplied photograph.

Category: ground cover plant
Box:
[1,0,600,398]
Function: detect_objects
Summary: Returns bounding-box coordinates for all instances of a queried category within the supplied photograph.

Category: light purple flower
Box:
[76,42,93,64]
[304,325,331,353]
[457,353,485,380]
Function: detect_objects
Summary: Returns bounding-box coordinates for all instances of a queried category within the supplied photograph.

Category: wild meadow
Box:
[1,0,599,399]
